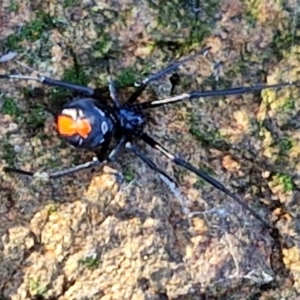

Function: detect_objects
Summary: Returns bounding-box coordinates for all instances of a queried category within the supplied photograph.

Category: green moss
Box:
[123,167,135,183]
[187,20,211,47]
[189,121,228,150]
[274,173,294,192]
[266,20,300,61]
[116,67,138,87]
[93,33,114,57]
[63,0,77,8]
[47,203,59,214]
[63,65,88,85]
[278,137,293,156]
[44,158,64,170]
[28,278,47,297]
[7,1,19,12]
[282,98,295,111]
[24,103,47,128]
[243,0,259,27]
[79,256,99,270]
[1,97,22,117]
[272,137,293,166]
[4,12,55,51]
[22,87,35,98]
[190,127,217,144]
[269,32,293,61]
[35,132,50,141]
[2,139,15,166]
[194,178,206,188]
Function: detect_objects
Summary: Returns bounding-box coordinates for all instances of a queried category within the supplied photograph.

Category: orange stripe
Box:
[57,115,77,136]
[76,119,92,138]
[57,115,92,138]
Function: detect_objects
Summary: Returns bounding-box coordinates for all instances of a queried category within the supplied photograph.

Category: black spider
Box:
[1,47,298,228]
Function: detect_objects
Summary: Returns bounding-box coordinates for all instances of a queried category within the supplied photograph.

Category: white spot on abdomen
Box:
[61,108,78,119]
[101,121,109,134]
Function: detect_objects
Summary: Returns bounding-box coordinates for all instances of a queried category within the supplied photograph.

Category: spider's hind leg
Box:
[3,137,127,180]
[138,132,272,228]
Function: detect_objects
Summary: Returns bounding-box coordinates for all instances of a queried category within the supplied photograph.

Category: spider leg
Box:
[125,141,178,188]
[0,74,96,96]
[126,142,197,217]
[130,81,300,110]
[139,132,272,228]
[3,158,102,179]
[124,47,211,105]
[105,60,121,107]
[93,136,113,161]
[4,138,126,179]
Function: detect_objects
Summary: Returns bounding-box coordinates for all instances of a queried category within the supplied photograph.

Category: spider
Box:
[1,47,298,228]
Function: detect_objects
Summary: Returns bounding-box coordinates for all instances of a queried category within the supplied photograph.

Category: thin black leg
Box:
[105,61,121,107]
[0,74,95,96]
[124,47,211,105]
[108,76,120,107]
[4,158,102,179]
[94,136,113,161]
[139,132,272,228]
[125,141,178,188]
[107,137,126,161]
[4,138,126,179]
[130,81,300,110]
[126,141,195,217]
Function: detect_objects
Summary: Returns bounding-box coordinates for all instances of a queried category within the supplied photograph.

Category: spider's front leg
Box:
[124,47,211,105]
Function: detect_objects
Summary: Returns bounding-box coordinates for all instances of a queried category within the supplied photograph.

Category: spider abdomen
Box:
[56,98,115,149]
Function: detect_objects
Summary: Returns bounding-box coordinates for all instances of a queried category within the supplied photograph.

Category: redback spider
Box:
[1,47,299,228]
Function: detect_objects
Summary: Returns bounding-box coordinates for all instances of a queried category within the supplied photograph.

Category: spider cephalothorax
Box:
[1,47,299,228]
